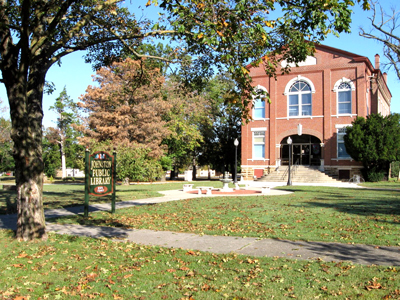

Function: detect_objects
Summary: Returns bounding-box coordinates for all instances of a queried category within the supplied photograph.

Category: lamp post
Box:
[287,136,292,186]
[234,138,239,184]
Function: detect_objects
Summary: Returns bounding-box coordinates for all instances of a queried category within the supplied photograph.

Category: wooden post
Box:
[111,149,117,213]
[84,148,90,218]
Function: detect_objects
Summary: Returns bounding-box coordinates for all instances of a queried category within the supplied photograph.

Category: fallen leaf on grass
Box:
[365,279,384,291]
[166,269,176,273]
[17,253,31,259]
[383,289,400,299]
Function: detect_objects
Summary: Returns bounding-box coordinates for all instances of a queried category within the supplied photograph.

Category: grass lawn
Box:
[1,182,400,299]
[52,185,400,247]
[361,181,400,189]
[0,230,399,300]
[0,181,189,214]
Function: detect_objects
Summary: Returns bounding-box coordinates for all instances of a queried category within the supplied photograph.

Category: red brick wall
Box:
[241,44,388,179]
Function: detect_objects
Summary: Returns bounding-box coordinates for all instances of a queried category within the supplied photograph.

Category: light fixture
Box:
[287,136,292,186]
[234,138,239,184]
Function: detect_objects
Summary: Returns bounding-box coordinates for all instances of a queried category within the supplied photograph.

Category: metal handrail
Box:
[281,159,299,180]
[292,159,300,176]
[281,165,288,180]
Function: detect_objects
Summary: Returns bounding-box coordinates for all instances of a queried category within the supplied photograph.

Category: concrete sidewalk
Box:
[2,185,400,266]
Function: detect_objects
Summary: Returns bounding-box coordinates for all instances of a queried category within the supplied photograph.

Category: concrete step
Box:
[257,166,340,183]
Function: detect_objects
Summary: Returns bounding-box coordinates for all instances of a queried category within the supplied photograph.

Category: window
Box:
[338,82,352,114]
[254,96,265,119]
[337,128,350,158]
[253,87,267,119]
[288,81,312,116]
[253,131,265,158]
[333,78,355,115]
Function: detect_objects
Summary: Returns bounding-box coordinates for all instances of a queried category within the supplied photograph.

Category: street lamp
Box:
[287,136,292,186]
[234,138,239,184]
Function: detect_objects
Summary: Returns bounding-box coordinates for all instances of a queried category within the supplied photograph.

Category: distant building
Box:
[56,168,85,178]
[241,43,392,180]
[196,169,216,178]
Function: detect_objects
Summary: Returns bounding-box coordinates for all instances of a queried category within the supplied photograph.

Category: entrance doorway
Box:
[281,135,321,166]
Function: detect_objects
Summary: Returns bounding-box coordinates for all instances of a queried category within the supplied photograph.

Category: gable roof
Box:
[247,42,391,98]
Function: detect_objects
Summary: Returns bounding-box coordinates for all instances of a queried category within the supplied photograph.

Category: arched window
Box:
[333,78,355,115]
[338,82,352,114]
[288,81,312,116]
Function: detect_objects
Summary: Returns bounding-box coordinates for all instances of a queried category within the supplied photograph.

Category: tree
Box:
[89,141,165,182]
[0,100,13,173]
[197,74,242,177]
[49,87,82,178]
[0,117,14,172]
[42,128,61,178]
[344,113,400,181]
[161,78,209,178]
[78,58,171,158]
[78,58,207,180]
[360,1,400,80]
[0,0,368,240]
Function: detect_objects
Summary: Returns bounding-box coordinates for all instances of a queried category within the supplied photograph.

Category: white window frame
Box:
[252,130,266,159]
[252,85,268,119]
[336,124,352,159]
[333,78,355,116]
[284,75,316,118]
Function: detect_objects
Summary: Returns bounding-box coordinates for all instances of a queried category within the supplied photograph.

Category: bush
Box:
[44,163,57,178]
[390,161,400,178]
[366,170,385,182]
[89,141,164,182]
[117,146,163,182]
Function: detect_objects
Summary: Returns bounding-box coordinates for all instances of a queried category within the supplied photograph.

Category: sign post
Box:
[84,148,90,217]
[111,149,117,213]
[84,149,116,217]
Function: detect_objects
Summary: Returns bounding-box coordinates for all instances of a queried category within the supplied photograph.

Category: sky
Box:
[0,1,399,128]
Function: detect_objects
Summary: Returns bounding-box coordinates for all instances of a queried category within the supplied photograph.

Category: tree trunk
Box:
[192,164,197,180]
[60,135,66,179]
[170,168,175,180]
[7,68,47,240]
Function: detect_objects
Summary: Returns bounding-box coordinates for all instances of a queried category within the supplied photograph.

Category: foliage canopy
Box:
[344,113,400,180]
[0,0,369,239]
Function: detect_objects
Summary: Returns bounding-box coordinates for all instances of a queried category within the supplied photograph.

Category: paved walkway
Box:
[2,183,400,266]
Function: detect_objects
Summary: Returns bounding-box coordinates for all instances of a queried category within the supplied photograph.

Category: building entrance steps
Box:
[258,165,340,183]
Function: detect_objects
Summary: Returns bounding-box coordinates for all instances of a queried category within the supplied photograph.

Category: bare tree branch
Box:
[360,0,400,80]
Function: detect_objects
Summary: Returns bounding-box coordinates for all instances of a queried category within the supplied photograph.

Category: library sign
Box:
[84,149,117,217]
[89,151,114,196]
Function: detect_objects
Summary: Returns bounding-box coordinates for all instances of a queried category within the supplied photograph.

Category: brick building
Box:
[241,43,392,180]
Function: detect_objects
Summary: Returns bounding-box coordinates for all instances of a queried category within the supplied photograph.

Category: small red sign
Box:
[94,186,108,194]
[89,151,114,196]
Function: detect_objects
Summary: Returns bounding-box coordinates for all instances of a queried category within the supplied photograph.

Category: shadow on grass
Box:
[48,212,140,235]
[54,215,130,228]
[293,187,400,221]
[275,238,400,266]
[0,191,17,214]
[305,199,400,220]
